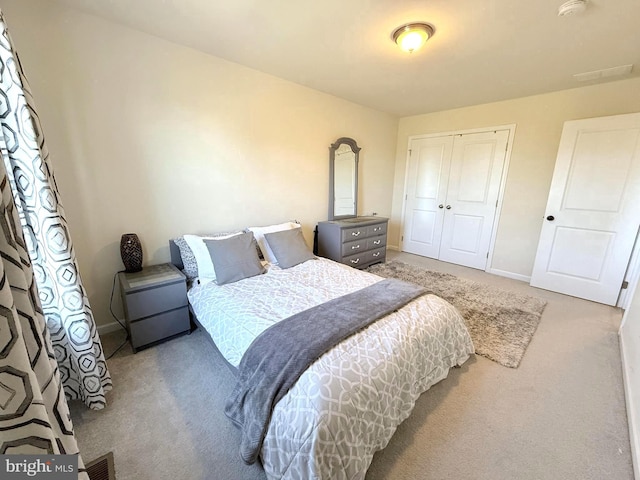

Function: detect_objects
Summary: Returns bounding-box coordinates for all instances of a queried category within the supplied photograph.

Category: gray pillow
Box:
[204,232,265,285]
[264,228,315,269]
[174,231,243,279]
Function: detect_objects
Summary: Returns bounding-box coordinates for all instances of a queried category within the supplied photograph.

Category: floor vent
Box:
[86,452,116,480]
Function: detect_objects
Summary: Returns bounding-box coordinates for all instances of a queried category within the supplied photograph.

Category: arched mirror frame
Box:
[329,137,360,220]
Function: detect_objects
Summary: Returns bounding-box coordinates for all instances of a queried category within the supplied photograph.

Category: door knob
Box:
[438,204,444,209]
[446,205,452,210]
[546,215,555,221]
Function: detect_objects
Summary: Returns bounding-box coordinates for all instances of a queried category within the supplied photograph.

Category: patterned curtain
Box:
[0,149,88,477]
[0,11,111,409]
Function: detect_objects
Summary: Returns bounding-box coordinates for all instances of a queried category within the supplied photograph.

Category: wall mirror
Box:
[329,137,360,220]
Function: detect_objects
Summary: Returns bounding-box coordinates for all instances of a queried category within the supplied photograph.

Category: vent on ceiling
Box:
[574,64,634,82]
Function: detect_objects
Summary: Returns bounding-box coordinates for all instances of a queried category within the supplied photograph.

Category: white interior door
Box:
[439,130,509,269]
[530,113,640,306]
[402,135,453,258]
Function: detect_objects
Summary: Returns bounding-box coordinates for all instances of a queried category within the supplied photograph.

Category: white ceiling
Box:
[54,0,640,117]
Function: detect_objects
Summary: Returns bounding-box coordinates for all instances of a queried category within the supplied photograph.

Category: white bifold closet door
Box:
[530,113,640,306]
[402,130,509,270]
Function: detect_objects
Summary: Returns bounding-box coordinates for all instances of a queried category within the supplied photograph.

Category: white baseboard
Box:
[486,268,531,283]
[620,332,640,480]
[97,320,126,336]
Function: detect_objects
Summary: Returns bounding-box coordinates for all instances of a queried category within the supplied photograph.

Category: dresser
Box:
[317,217,388,269]
[118,263,191,352]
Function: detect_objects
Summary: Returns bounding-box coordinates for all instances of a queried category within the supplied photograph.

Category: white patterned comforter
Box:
[188,257,474,480]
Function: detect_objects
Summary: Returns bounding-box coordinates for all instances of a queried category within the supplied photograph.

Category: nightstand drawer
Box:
[126,281,187,321]
[129,306,190,349]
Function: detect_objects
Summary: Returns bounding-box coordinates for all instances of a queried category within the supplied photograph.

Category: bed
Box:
[169,225,474,480]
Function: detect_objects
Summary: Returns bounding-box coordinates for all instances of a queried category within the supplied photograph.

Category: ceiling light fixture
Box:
[558,0,588,16]
[392,22,435,53]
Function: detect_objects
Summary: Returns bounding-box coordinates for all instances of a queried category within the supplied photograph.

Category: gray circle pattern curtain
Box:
[0,116,88,476]
[0,11,111,410]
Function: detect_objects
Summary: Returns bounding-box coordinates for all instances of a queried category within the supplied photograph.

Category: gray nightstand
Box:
[118,263,190,352]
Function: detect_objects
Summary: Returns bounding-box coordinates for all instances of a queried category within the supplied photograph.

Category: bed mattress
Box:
[188,257,474,479]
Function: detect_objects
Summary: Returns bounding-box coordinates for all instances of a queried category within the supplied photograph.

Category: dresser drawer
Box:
[342,239,368,256]
[129,306,190,349]
[341,226,368,243]
[369,247,386,264]
[343,252,369,268]
[367,235,386,250]
[343,247,386,268]
[125,281,187,321]
[368,223,387,236]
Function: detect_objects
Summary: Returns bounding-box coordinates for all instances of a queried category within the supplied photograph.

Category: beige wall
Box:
[621,282,640,479]
[3,0,640,330]
[0,0,398,327]
[392,77,640,277]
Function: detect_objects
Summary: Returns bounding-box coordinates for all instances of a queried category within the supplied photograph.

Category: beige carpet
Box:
[68,253,633,480]
[366,260,547,368]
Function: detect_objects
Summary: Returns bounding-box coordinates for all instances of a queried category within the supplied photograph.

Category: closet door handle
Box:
[438,204,444,209]
[446,205,452,210]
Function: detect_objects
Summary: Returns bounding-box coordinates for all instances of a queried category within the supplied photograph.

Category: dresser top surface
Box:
[320,216,388,227]
[119,263,185,292]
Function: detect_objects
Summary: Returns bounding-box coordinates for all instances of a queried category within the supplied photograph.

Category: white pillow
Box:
[247,222,300,264]
[183,233,240,284]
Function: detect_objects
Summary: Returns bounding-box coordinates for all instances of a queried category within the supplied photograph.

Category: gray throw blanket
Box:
[224,278,427,464]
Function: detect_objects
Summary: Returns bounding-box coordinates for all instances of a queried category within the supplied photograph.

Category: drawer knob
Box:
[352,231,361,237]
[373,252,380,257]
[373,240,381,245]
[350,258,360,264]
[351,245,360,250]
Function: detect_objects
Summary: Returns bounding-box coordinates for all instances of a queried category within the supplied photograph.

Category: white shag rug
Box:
[366,261,547,368]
